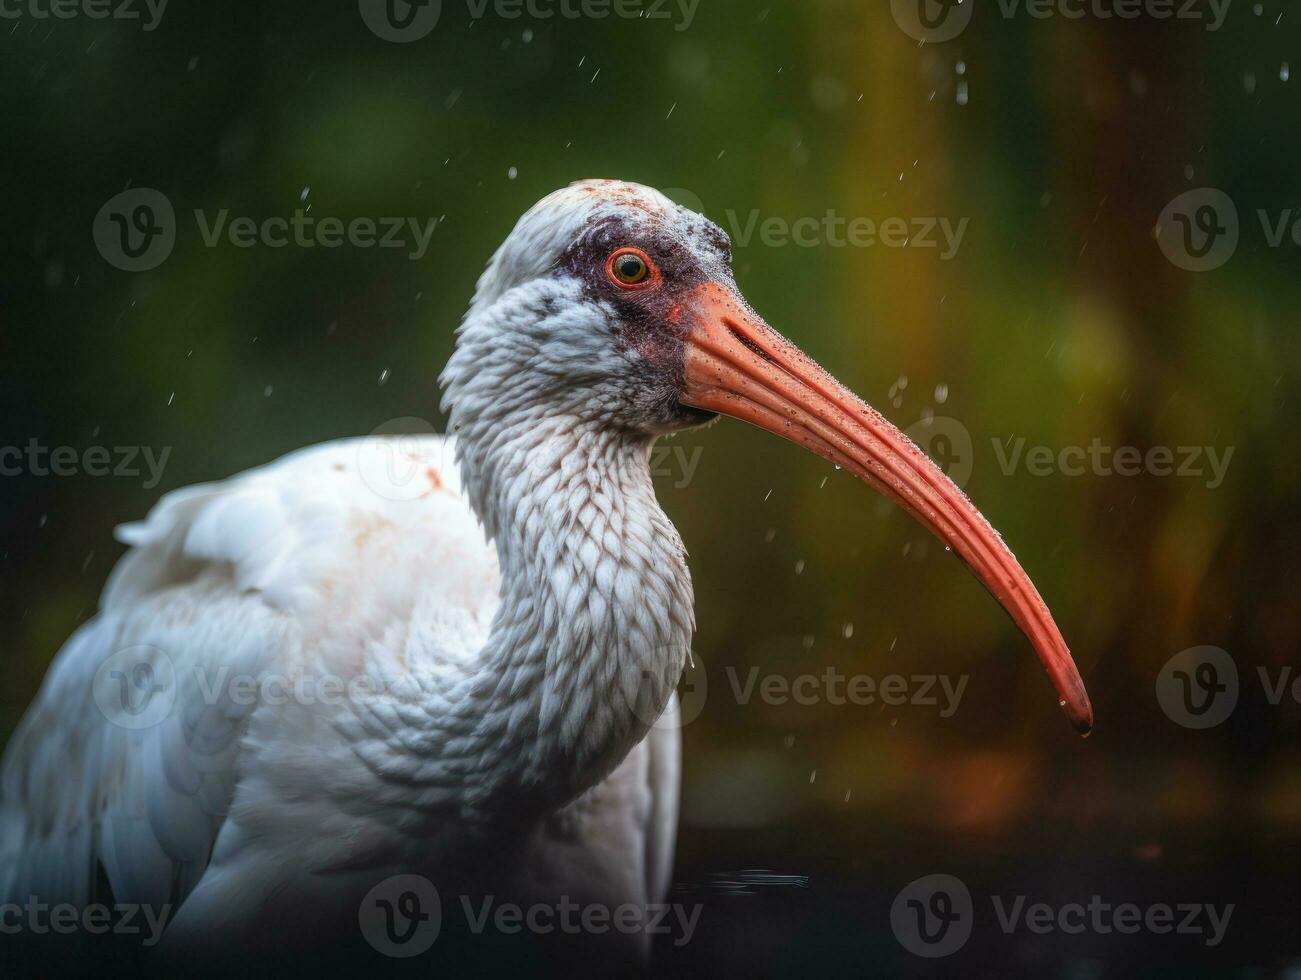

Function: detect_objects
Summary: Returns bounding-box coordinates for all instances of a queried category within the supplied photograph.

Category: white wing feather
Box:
[0,436,488,909]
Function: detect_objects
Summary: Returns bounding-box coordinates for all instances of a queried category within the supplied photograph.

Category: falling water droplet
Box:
[378,368,391,386]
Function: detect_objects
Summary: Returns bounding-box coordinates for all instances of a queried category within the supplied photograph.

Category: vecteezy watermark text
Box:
[93,188,437,272]
[991,436,1233,490]
[726,667,968,717]
[726,209,968,258]
[0,0,169,30]
[359,0,700,43]
[891,874,1233,958]
[891,0,1232,43]
[903,416,1233,491]
[1,440,171,489]
[358,875,701,958]
[0,897,172,946]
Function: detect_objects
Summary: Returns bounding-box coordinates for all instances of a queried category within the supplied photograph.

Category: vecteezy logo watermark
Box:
[1156,646,1238,729]
[360,0,700,41]
[622,646,708,731]
[891,874,1234,957]
[356,417,449,502]
[0,898,172,945]
[93,188,176,272]
[725,668,968,717]
[93,188,438,271]
[891,0,974,43]
[360,875,442,958]
[905,416,1234,492]
[1156,188,1239,271]
[891,874,974,957]
[0,440,172,489]
[358,0,443,42]
[1157,647,1301,729]
[1158,187,1301,271]
[92,646,177,730]
[0,0,169,30]
[905,415,974,489]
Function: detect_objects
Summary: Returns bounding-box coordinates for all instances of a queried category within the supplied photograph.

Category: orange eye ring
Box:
[606,247,659,289]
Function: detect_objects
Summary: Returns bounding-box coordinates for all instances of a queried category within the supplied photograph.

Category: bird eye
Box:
[607,247,655,288]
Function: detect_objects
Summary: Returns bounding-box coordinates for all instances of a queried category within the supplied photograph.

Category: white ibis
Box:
[0,180,1091,958]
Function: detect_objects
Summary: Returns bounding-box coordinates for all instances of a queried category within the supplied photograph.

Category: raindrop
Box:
[378,368,391,386]
[299,186,310,201]
[1281,62,1291,82]
[263,385,274,397]
[935,383,949,404]
[507,166,519,180]
[842,623,854,638]
[794,559,806,575]
[809,770,817,784]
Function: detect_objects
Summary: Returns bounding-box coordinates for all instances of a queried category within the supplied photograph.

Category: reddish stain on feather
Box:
[426,467,444,492]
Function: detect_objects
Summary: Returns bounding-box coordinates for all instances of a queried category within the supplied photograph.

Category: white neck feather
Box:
[435,281,695,822]
[456,416,692,816]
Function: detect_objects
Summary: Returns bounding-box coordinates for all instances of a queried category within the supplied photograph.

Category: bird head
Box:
[441,178,1093,734]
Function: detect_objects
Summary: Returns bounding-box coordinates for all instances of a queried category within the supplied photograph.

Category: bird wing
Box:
[0,434,497,914]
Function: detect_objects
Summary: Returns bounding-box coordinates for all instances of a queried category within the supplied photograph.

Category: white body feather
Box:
[0,436,682,953]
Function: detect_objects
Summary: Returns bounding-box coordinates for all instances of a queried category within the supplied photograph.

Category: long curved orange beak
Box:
[679,282,1093,735]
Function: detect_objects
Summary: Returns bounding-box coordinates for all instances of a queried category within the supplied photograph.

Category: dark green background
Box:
[2,1,1299,975]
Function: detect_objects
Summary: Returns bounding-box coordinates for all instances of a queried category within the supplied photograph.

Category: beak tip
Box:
[1064,698,1094,737]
